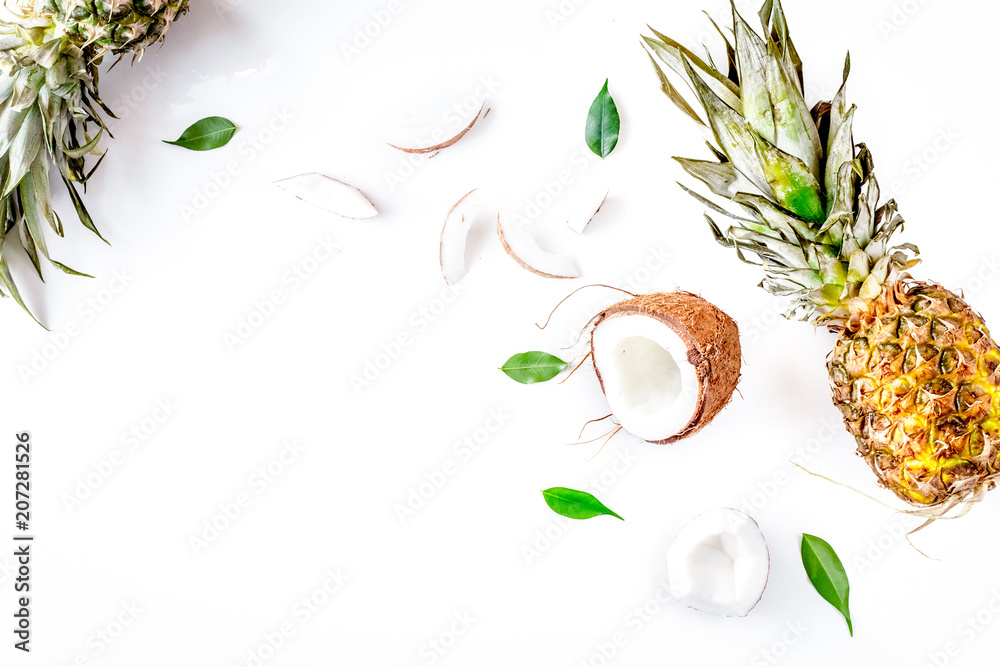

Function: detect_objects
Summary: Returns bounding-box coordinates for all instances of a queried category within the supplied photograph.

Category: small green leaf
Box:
[499,351,568,384]
[163,116,237,151]
[585,79,620,159]
[801,533,853,636]
[542,487,623,521]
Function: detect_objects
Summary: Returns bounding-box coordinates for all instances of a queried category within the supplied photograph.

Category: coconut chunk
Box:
[275,173,378,219]
[496,214,579,280]
[387,102,488,155]
[439,189,481,285]
[590,292,740,444]
[567,189,609,234]
[666,509,769,617]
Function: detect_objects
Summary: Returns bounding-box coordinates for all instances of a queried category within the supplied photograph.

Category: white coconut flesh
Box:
[496,215,579,279]
[591,314,700,442]
[666,509,770,617]
[439,190,481,285]
[274,173,378,219]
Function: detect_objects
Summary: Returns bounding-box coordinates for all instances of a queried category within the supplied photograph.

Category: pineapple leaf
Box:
[681,56,772,197]
[47,258,93,278]
[674,158,736,198]
[645,50,704,126]
[4,103,42,198]
[19,177,49,259]
[643,31,742,110]
[758,0,804,92]
[731,192,819,242]
[750,131,825,222]
[732,5,776,144]
[18,219,43,281]
[825,105,856,212]
[763,38,822,179]
[0,245,44,328]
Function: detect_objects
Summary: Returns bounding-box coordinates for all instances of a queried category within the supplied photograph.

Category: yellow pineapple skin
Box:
[828,281,1000,506]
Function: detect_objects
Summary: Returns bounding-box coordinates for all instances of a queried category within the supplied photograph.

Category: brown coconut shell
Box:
[591,292,741,444]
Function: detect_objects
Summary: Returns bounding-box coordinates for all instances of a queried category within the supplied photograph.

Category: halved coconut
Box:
[666,508,769,617]
[496,214,579,280]
[590,292,740,444]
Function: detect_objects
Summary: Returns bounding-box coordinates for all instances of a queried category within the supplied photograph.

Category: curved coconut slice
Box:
[567,189,609,234]
[439,189,480,285]
[496,214,579,280]
[666,508,769,617]
[275,173,378,219]
[387,102,487,155]
[590,292,740,443]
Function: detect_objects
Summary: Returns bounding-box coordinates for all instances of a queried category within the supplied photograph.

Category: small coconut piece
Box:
[439,189,480,285]
[275,173,378,219]
[387,102,488,155]
[496,214,579,280]
[666,508,769,617]
[567,189,609,234]
[590,292,740,443]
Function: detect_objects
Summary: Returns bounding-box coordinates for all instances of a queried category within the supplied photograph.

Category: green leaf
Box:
[585,80,620,159]
[801,533,853,636]
[163,116,237,151]
[499,351,569,384]
[542,487,623,521]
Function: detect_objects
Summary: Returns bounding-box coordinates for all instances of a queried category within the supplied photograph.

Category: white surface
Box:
[665,508,770,617]
[2,0,1000,665]
[591,313,699,442]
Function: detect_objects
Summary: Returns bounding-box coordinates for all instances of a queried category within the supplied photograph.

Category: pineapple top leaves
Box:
[646,0,916,325]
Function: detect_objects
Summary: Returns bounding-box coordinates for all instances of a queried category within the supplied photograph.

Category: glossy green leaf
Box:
[499,351,568,384]
[542,487,623,521]
[163,116,237,151]
[585,80,620,159]
[801,533,853,636]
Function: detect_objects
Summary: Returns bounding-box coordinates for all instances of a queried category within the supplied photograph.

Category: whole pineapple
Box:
[646,0,1000,509]
[0,0,188,322]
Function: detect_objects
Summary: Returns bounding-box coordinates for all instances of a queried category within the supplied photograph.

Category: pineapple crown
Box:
[645,0,917,325]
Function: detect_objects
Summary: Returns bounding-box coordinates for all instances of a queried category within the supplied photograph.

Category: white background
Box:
[2,0,1000,665]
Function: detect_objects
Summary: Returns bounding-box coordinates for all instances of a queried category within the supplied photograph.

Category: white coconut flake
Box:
[439,189,481,286]
[275,173,378,219]
[567,189,609,234]
[496,214,579,280]
[666,508,770,617]
[591,314,699,441]
[387,102,488,155]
